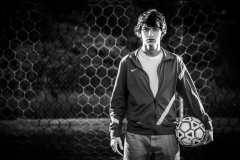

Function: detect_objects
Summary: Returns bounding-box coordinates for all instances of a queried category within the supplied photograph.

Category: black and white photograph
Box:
[0,0,239,160]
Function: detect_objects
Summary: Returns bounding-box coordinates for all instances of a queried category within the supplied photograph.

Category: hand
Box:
[110,137,123,156]
[203,130,214,145]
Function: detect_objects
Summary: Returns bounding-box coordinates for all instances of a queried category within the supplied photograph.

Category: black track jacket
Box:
[109,47,213,139]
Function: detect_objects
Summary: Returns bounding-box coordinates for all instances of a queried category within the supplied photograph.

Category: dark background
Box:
[0,0,240,160]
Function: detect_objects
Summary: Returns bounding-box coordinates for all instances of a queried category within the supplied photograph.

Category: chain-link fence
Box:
[0,0,239,160]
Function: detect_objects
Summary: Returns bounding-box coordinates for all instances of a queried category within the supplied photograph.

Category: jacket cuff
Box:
[204,120,213,131]
[110,129,120,139]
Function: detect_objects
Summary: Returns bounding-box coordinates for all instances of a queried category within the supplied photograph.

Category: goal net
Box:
[0,0,239,160]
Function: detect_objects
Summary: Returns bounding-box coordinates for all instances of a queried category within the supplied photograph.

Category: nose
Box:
[148,30,153,37]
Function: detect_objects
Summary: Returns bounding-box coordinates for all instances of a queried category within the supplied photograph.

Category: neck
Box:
[142,44,162,57]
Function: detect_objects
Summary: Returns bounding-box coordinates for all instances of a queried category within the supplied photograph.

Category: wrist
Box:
[204,120,213,131]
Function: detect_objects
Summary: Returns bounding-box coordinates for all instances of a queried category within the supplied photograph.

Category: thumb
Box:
[203,132,209,144]
[118,138,123,150]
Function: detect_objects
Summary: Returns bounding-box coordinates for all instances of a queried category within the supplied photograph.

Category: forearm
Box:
[177,57,213,130]
[109,58,127,139]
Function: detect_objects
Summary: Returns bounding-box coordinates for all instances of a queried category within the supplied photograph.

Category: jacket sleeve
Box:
[109,57,128,139]
[176,56,213,130]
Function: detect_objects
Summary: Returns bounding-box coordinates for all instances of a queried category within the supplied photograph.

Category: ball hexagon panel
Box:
[180,121,191,132]
[195,128,205,140]
[181,137,192,146]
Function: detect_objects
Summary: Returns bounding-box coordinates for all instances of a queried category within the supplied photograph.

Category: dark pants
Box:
[124,132,180,160]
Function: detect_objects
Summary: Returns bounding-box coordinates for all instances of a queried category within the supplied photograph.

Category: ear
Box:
[137,32,142,38]
[160,34,165,40]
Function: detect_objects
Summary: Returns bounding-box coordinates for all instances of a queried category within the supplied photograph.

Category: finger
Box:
[111,142,115,152]
[196,142,204,147]
[119,140,123,150]
[111,141,117,152]
[203,134,209,145]
[111,145,115,152]
[116,148,123,156]
[114,140,123,156]
[205,137,210,144]
[113,142,118,152]
[207,134,213,144]
[209,131,214,142]
[206,135,213,144]
[119,142,123,150]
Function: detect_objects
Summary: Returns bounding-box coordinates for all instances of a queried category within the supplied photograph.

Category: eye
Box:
[143,27,149,31]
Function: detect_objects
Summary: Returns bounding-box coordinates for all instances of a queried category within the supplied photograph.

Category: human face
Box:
[141,25,162,51]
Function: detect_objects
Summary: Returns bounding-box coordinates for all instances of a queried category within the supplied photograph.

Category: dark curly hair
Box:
[134,9,167,39]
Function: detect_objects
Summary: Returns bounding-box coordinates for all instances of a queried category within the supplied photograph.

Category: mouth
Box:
[147,39,155,42]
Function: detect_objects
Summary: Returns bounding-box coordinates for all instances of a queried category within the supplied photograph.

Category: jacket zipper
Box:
[130,49,168,135]
[154,63,162,135]
[129,48,173,135]
[154,98,157,135]
[137,66,157,135]
[132,60,161,135]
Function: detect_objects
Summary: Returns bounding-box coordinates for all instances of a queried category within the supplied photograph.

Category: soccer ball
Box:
[175,116,205,147]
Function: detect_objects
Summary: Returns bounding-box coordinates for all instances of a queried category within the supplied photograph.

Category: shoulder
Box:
[120,49,137,63]
[162,47,182,61]
[117,49,136,69]
[120,54,129,62]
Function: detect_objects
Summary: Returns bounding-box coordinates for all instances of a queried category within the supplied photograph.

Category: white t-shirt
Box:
[137,49,163,97]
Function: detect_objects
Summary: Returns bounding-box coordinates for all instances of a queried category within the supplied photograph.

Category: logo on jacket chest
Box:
[131,68,138,72]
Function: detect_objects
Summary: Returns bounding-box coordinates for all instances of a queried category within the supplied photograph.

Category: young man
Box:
[109,9,213,160]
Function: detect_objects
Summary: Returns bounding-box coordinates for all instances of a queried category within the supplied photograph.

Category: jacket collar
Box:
[161,47,174,61]
[131,47,173,62]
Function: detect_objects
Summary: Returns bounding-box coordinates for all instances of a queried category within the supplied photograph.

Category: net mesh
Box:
[0,0,239,160]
